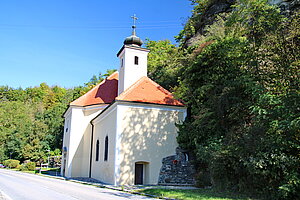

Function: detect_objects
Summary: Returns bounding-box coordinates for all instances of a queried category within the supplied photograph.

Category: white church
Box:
[61,21,187,185]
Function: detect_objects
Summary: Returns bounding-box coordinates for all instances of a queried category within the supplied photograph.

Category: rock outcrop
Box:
[183,0,299,47]
[269,0,300,14]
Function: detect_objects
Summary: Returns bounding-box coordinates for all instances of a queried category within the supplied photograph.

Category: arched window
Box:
[95,140,99,161]
[104,136,108,161]
[134,56,139,65]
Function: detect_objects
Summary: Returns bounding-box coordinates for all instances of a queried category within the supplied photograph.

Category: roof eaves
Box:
[117,45,150,57]
[90,100,116,124]
[115,99,185,107]
[90,99,186,125]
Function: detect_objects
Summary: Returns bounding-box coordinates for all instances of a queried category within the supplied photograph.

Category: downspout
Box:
[89,122,94,178]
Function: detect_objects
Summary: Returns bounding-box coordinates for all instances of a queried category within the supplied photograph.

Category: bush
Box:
[3,159,20,168]
[19,161,36,171]
[18,164,26,171]
[25,162,36,171]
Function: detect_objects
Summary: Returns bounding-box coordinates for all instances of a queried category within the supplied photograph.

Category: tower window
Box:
[96,140,99,161]
[104,136,108,161]
[134,56,139,65]
[121,58,124,67]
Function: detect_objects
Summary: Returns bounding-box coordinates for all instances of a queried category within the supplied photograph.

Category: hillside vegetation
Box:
[153,0,299,199]
[0,70,115,162]
[148,0,300,199]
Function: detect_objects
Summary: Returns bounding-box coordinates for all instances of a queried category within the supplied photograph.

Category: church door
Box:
[134,163,143,185]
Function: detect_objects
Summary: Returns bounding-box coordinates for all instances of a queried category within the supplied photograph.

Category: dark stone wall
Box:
[158,148,196,185]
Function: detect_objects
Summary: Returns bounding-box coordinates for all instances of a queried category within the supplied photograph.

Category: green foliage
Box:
[19,161,36,171]
[176,1,299,199]
[50,149,61,156]
[27,162,34,170]
[176,0,216,44]
[0,69,114,163]
[3,159,20,168]
[146,39,183,90]
[83,69,117,93]
[227,0,283,44]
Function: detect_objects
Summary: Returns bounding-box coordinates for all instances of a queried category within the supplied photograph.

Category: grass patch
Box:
[21,170,36,174]
[138,188,255,200]
[6,167,36,174]
[40,167,60,175]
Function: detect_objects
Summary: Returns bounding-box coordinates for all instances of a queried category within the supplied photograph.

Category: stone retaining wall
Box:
[158,148,195,185]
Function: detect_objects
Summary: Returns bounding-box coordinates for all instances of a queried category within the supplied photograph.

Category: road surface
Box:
[0,169,155,200]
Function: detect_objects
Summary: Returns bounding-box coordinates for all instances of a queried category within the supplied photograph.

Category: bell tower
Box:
[117,15,150,95]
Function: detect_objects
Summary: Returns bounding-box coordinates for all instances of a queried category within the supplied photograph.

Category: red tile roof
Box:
[70,73,184,107]
[70,72,118,106]
[116,76,184,106]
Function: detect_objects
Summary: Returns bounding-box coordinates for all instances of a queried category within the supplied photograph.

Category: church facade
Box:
[61,26,186,185]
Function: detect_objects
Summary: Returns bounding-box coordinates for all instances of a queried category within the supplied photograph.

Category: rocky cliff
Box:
[270,0,300,13]
[183,0,300,47]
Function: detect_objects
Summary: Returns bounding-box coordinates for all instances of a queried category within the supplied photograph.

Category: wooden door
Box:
[135,163,143,185]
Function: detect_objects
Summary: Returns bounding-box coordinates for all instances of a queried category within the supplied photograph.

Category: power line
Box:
[0,23,183,30]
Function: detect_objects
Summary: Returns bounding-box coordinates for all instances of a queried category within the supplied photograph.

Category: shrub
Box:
[19,161,36,171]
[3,159,20,168]
[18,164,26,171]
[25,162,36,171]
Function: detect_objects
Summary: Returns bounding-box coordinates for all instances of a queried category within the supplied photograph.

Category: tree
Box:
[146,39,183,90]
[0,68,117,163]
[175,1,299,199]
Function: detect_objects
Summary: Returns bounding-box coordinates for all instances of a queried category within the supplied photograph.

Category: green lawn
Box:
[138,188,255,200]
[9,167,59,174]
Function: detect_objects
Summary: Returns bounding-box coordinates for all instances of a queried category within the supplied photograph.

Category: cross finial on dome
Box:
[123,14,143,46]
[131,14,138,36]
[131,14,138,26]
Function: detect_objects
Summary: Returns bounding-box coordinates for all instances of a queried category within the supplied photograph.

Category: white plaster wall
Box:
[63,105,106,178]
[115,103,186,185]
[79,124,92,176]
[91,106,118,184]
[118,53,125,95]
[118,46,149,95]
[61,112,71,176]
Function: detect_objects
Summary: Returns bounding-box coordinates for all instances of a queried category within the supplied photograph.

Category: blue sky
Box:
[0,1,192,89]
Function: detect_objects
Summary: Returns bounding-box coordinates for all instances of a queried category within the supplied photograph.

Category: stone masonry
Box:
[158,147,196,185]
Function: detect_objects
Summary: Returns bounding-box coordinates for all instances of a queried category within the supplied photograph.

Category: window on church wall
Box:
[65,120,69,133]
[96,140,99,161]
[104,136,108,161]
[121,58,124,67]
[134,56,139,65]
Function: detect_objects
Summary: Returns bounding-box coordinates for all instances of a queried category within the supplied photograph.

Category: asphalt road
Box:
[0,169,155,200]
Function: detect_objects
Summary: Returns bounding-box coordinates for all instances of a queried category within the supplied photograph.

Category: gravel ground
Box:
[70,177,104,183]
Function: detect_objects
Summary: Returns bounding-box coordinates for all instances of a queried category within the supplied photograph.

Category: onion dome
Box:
[124,25,143,46]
